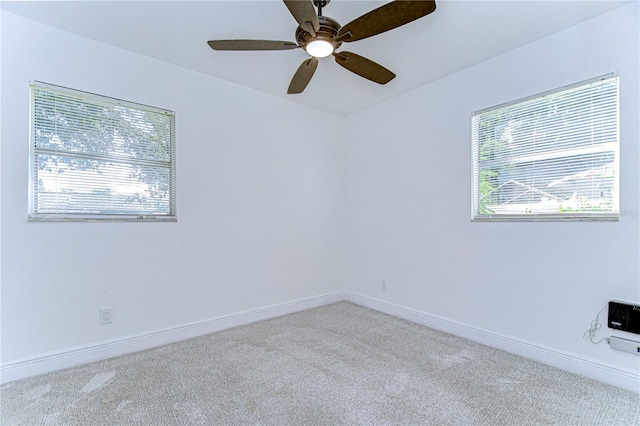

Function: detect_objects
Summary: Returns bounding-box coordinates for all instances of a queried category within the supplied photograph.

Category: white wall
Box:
[2,3,639,388]
[344,2,640,374]
[1,11,345,363]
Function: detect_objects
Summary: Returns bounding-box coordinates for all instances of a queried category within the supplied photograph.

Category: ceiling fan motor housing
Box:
[295,15,343,53]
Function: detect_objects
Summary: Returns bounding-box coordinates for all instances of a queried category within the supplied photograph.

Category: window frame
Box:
[471,73,620,222]
[28,81,177,222]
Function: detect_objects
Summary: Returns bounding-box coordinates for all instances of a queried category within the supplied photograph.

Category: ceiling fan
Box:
[207,0,436,94]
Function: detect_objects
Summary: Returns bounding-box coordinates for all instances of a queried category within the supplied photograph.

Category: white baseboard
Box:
[3,290,638,394]
[344,291,640,394]
[0,291,345,384]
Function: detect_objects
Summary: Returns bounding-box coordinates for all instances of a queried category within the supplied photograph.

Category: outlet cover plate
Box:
[100,307,113,325]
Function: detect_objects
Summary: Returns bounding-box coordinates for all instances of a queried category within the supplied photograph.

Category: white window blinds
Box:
[472,73,619,221]
[29,82,176,221]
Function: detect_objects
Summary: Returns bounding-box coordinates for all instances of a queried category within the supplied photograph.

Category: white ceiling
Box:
[1,0,631,116]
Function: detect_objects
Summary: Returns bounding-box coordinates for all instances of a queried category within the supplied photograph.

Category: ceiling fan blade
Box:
[337,0,436,43]
[333,51,395,84]
[207,40,299,51]
[283,0,319,36]
[288,57,319,94]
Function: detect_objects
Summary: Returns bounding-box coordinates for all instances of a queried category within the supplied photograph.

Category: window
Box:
[29,82,176,221]
[472,73,619,221]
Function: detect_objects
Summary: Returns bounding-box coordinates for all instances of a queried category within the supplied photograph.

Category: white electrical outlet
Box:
[100,307,113,325]
[381,277,388,291]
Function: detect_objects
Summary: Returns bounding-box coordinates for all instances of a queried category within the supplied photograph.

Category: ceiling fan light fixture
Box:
[306,39,334,58]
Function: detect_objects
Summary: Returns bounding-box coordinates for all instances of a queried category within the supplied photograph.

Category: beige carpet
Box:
[1,301,639,425]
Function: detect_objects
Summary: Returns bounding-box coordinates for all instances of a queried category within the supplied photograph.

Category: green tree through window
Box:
[29,82,176,221]
[472,74,619,221]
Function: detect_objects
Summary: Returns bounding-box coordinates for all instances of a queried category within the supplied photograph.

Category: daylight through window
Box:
[472,73,619,221]
[29,82,176,221]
